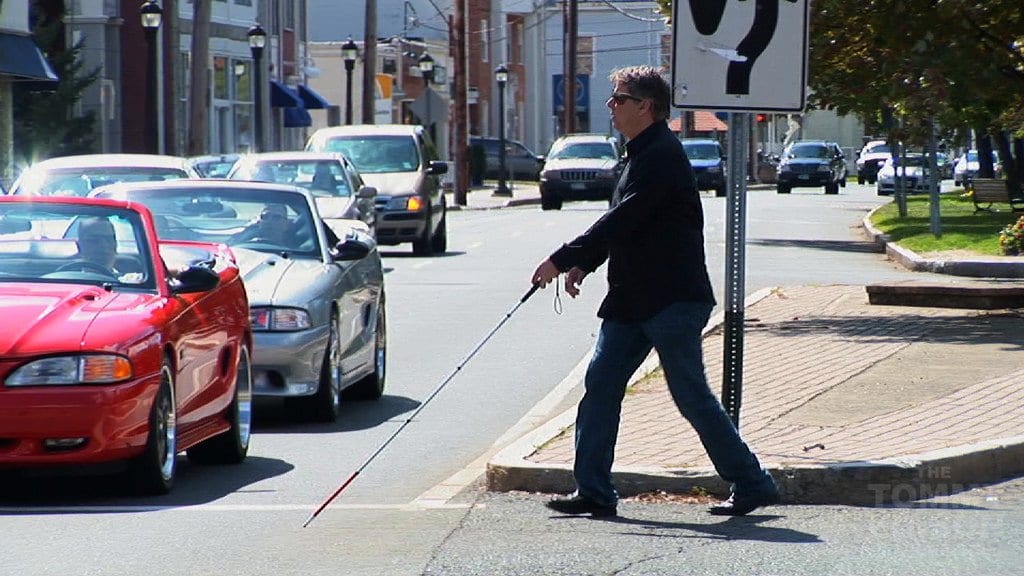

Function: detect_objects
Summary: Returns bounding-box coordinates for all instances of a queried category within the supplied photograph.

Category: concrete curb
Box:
[862,207,1024,278]
[487,282,1024,505]
[486,286,777,498]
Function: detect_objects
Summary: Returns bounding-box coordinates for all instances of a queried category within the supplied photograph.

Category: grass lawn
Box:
[868,191,1022,256]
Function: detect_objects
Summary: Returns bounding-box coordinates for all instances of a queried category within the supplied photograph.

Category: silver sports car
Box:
[93,180,386,422]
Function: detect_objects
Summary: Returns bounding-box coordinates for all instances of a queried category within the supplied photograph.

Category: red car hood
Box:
[0,283,158,357]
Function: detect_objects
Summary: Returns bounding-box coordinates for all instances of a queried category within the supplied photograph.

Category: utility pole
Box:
[361,0,377,124]
[451,6,468,206]
[562,0,578,135]
[187,0,211,155]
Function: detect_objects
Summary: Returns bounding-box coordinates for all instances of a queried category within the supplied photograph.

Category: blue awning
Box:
[270,80,303,108]
[297,84,330,109]
[0,32,59,82]
[283,107,312,128]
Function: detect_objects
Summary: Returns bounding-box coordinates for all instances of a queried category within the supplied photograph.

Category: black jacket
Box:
[549,120,715,321]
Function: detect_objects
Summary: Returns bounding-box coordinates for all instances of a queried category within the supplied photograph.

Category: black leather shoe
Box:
[708,490,780,516]
[546,494,617,517]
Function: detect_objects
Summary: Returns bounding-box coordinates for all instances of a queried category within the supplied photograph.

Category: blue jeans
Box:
[572,300,776,506]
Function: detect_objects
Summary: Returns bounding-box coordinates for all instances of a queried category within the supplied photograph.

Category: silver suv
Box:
[539,133,622,210]
[306,124,448,256]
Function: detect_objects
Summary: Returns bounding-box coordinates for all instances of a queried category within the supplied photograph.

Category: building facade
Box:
[0,0,59,186]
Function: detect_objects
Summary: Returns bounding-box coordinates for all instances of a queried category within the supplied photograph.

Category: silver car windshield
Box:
[97,187,322,259]
[322,136,420,174]
[233,160,353,198]
[16,167,189,197]
[549,143,617,160]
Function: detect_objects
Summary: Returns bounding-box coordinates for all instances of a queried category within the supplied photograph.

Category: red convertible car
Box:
[0,196,252,495]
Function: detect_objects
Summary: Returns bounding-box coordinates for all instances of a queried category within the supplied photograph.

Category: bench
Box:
[970,178,1024,212]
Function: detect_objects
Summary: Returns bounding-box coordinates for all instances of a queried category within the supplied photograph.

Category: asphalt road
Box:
[4,181,1018,576]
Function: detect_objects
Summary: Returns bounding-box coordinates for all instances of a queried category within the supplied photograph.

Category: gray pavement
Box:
[452,182,1024,506]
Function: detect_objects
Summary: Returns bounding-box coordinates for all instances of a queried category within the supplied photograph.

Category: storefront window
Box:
[235,60,251,101]
[213,56,229,100]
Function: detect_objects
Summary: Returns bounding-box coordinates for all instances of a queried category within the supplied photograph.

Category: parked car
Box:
[538,133,623,210]
[953,149,1001,187]
[188,153,241,178]
[469,136,543,181]
[0,195,252,495]
[680,138,727,196]
[92,181,386,423]
[776,140,847,195]
[855,140,891,184]
[227,151,377,237]
[876,153,938,195]
[305,124,448,255]
[8,154,196,197]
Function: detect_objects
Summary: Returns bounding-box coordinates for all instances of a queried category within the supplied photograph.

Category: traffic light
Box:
[756,113,767,123]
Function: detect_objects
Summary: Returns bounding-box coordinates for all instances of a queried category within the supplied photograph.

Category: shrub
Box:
[997,216,1024,256]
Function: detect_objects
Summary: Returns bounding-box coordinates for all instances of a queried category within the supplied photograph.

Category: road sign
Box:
[671,0,809,112]
[552,74,589,114]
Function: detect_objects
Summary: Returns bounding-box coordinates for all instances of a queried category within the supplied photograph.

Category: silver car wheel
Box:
[156,365,177,481]
[328,316,342,410]
[236,346,254,450]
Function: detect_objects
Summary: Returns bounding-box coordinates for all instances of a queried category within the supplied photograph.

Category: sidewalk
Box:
[445,181,543,210]
[487,284,1024,505]
[460,187,1024,505]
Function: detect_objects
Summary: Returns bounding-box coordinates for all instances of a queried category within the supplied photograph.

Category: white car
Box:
[8,154,196,197]
[227,151,378,237]
[953,150,1001,187]
[876,154,937,196]
[856,140,892,184]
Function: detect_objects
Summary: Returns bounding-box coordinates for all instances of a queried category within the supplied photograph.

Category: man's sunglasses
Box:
[608,92,644,105]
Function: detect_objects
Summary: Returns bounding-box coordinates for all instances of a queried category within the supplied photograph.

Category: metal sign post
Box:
[722,112,749,425]
[671,0,810,426]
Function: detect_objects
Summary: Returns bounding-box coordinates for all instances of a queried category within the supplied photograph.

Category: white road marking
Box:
[410,347,603,506]
[0,502,475,514]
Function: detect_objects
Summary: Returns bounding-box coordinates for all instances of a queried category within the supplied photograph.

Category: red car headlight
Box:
[6,354,133,386]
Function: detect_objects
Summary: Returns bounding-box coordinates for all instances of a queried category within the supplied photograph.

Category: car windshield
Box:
[232,160,353,197]
[681,142,721,160]
[898,155,928,167]
[0,202,155,289]
[321,136,420,173]
[15,167,189,197]
[94,187,322,259]
[866,143,891,154]
[549,142,617,160]
[788,144,831,159]
[192,158,238,178]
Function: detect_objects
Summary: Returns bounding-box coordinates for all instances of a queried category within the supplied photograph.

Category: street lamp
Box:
[248,24,267,153]
[341,37,358,125]
[140,1,162,154]
[418,52,434,142]
[493,64,511,197]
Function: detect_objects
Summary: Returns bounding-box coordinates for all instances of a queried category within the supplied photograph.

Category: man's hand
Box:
[564,267,587,298]
[531,258,560,288]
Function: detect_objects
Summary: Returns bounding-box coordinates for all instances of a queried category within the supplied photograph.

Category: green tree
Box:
[12,4,99,165]
[655,0,1024,189]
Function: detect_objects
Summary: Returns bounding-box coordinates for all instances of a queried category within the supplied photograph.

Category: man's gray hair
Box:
[608,65,671,121]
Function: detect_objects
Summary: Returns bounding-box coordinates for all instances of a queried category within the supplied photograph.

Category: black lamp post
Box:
[493,64,511,197]
[342,37,358,125]
[140,1,162,154]
[248,24,266,153]
[418,52,434,142]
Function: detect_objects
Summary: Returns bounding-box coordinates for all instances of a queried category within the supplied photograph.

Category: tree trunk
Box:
[187,0,212,155]
[361,0,377,124]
